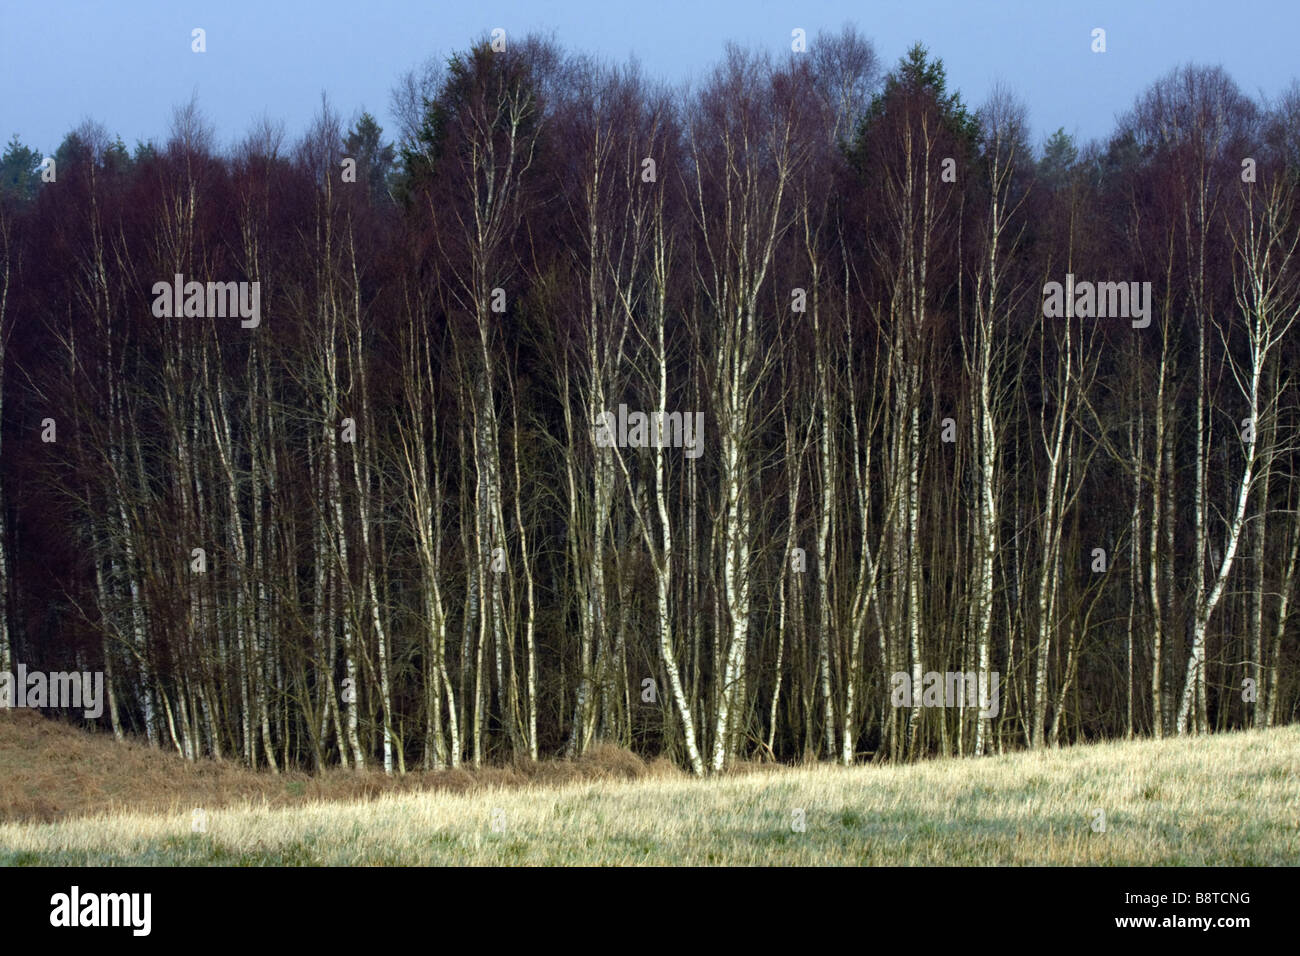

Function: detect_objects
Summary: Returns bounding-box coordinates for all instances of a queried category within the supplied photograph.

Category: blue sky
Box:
[2,0,1297,157]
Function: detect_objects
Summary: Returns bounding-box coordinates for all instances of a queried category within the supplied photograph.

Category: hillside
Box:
[1,711,1295,865]
[0,710,678,824]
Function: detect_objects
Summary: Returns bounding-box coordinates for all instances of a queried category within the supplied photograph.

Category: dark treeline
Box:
[2,29,1299,774]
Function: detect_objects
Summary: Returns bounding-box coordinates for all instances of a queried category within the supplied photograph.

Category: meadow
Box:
[1,711,1295,865]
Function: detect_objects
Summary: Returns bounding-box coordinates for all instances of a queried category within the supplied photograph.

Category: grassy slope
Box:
[1,711,1296,865]
[0,709,679,823]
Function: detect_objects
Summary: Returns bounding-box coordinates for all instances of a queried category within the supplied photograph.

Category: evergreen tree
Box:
[344,111,396,204]
[1038,126,1078,189]
[0,135,42,202]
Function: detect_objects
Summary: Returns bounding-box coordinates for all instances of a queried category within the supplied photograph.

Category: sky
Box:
[2,0,1298,158]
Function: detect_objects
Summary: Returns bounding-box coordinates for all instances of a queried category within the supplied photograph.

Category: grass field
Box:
[1,711,1296,865]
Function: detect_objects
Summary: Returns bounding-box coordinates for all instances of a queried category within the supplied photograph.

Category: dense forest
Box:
[1,28,1298,775]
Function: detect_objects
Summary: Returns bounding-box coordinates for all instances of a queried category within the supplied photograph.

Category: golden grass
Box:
[0,709,680,825]
[1,712,1296,865]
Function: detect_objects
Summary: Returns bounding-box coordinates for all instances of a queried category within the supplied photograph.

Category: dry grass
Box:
[1,711,1296,865]
[0,710,679,824]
